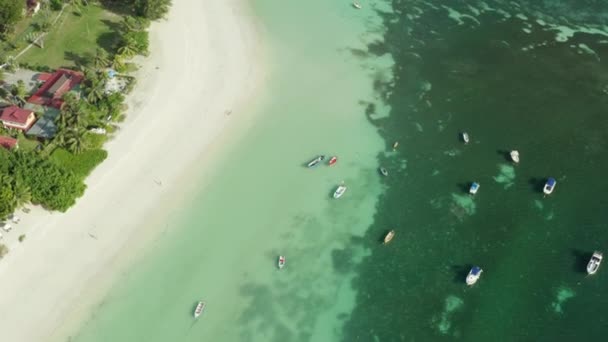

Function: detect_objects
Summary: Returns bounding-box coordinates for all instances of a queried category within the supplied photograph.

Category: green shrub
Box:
[50,148,108,180]
[83,133,107,150]
[18,234,25,242]
[50,0,63,11]
[9,151,86,212]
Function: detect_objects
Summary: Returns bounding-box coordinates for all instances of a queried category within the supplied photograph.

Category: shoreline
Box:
[0,0,266,340]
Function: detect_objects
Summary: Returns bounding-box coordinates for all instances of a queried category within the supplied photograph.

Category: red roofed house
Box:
[0,136,18,150]
[0,106,37,131]
[28,69,84,109]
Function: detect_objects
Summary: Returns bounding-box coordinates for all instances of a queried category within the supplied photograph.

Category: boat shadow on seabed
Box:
[570,249,594,274]
[450,264,474,284]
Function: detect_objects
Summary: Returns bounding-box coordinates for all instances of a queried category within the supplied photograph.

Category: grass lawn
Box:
[50,147,108,179]
[19,4,122,69]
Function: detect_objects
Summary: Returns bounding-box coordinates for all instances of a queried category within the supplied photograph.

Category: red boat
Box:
[328,156,338,166]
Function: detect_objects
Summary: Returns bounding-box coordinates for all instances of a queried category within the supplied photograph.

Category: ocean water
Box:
[66,0,608,341]
[342,0,608,341]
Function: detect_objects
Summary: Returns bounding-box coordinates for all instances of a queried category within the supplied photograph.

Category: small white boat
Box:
[353,1,362,9]
[278,255,286,269]
[307,155,326,168]
[462,132,470,144]
[587,251,602,275]
[193,301,206,318]
[392,141,399,150]
[379,167,388,177]
[466,266,482,285]
[383,230,395,244]
[333,183,347,199]
[510,150,520,163]
[543,177,556,195]
[469,182,480,195]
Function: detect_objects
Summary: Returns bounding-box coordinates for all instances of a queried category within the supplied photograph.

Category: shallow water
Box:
[67,0,389,341]
[68,0,608,341]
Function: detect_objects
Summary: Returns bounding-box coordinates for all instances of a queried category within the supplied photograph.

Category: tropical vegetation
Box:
[0,0,172,220]
[0,0,24,38]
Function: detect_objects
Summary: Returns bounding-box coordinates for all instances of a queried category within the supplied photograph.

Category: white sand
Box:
[0,0,265,340]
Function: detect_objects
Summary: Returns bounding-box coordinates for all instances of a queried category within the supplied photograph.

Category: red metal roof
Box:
[0,106,34,124]
[27,69,84,109]
[37,72,52,82]
[0,136,18,150]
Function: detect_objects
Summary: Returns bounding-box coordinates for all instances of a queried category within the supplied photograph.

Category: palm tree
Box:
[117,43,137,59]
[69,0,85,15]
[87,84,105,104]
[11,179,31,208]
[111,55,125,71]
[93,48,110,70]
[66,128,87,154]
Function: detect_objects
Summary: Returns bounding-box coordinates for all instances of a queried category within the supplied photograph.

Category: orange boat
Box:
[328,156,338,166]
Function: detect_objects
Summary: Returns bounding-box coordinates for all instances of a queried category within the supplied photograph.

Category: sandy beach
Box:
[0,0,264,341]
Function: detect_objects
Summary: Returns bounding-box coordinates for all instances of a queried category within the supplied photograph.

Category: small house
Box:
[0,105,37,131]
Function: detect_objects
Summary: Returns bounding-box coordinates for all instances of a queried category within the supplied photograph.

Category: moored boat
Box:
[462,132,470,144]
[194,301,206,318]
[278,255,286,269]
[353,1,362,9]
[510,150,520,163]
[307,155,326,168]
[383,230,395,244]
[466,266,482,285]
[587,251,602,275]
[379,167,388,177]
[328,156,338,166]
[469,182,480,195]
[543,177,556,195]
[333,183,347,199]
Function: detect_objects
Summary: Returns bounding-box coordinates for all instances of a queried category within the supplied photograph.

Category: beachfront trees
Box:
[0,176,15,218]
[134,0,171,20]
[9,151,86,212]
[11,179,31,209]
[116,16,150,58]
[66,128,87,154]
[93,48,110,70]
[0,0,24,38]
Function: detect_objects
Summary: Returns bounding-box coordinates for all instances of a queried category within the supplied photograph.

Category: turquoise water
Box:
[67,0,608,341]
[66,0,389,341]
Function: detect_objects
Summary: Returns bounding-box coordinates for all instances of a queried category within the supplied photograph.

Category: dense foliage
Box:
[134,0,171,20]
[50,148,108,179]
[0,0,171,221]
[0,0,23,38]
[102,0,171,20]
[0,150,86,216]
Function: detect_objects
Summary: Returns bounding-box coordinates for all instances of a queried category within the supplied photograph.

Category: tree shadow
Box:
[98,0,136,16]
[63,51,91,69]
[98,20,123,53]
[570,249,591,274]
[450,264,472,284]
